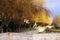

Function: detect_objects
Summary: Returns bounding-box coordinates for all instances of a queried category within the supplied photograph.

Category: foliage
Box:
[53,14,60,28]
[0,0,51,25]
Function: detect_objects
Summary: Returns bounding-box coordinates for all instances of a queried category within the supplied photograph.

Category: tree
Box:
[0,0,51,25]
[52,14,60,29]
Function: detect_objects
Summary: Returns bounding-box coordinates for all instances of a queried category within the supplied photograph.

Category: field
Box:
[0,30,60,40]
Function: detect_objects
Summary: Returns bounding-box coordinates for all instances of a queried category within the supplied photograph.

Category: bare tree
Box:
[52,14,60,29]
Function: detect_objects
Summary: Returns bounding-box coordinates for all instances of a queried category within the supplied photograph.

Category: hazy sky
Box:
[46,0,60,18]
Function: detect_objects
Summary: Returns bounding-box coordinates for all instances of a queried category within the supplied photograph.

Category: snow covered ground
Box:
[0,30,60,40]
[0,30,38,40]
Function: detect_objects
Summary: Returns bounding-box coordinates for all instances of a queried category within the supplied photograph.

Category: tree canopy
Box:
[53,14,60,28]
[0,0,51,25]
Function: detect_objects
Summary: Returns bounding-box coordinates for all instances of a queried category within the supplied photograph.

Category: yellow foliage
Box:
[0,0,52,25]
[33,0,45,6]
[33,9,52,25]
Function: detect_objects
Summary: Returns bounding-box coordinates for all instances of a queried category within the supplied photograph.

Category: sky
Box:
[45,0,60,19]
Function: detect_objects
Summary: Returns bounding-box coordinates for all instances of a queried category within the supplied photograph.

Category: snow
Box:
[0,30,60,40]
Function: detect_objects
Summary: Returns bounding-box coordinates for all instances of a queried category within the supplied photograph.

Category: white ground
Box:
[0,30,60,40]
